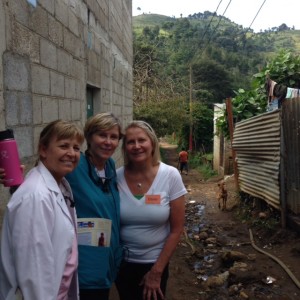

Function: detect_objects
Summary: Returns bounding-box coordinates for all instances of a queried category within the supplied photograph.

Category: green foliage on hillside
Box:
[133,13,300,150]
[133,14,174,28]
[216,50,300,138]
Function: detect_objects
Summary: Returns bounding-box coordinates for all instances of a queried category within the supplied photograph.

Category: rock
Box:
[216,236,228,246]
[206,237,217,244]
[232,261,249,270]
[204,271,229,288]
[222,250,248,265]
[229,268,261,285]
[193,234,200,240]
[247,253,256,261]
[240,290,249,299]
[228,284,239,296]
[199,231,208,240]
[259,212,267,219]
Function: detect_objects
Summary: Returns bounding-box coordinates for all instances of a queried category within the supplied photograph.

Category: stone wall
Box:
[0,0,133,216]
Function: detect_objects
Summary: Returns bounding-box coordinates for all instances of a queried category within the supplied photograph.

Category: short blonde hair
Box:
[39,120,84,148]
[38,120,84,162]
[122,121,160,166]
[84,112,123,150]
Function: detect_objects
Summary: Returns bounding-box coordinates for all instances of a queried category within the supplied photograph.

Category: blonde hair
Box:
[122,120,161,166]
[84,112,123,151]
[38,120,84,162]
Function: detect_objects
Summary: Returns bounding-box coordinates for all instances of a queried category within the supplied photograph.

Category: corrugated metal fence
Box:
[233,110,281,210]
[282,98,300,214]
[232,99,300,215]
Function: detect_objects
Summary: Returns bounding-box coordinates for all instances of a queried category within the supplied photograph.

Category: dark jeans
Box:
[180,162,188,173]
[115,261,169,300]
[79,288,110,300]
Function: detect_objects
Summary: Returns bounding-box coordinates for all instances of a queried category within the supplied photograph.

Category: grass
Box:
[162,134,179,145]
[188,152,217,180]
[197,164,217,180]
[234,193,280,231]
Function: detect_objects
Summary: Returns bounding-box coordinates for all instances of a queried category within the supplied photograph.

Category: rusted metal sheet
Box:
[233,110,281,210]
[282,98,300,214]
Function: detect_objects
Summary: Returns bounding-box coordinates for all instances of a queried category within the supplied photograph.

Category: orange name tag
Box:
[145,194,161,205]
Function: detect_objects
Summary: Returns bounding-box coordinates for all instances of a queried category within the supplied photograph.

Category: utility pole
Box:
[189,65,193,152]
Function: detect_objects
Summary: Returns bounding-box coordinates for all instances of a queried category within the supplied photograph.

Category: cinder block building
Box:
[0,0,133,203]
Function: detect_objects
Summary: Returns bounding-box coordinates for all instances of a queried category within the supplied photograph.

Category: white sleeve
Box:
[167,165,187,201]
[8,192,57,300]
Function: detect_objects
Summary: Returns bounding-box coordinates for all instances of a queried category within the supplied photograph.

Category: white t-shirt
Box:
[117,162,187,263]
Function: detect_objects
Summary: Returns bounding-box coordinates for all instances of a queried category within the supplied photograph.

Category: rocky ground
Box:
[160,143,300,300]
[109,142,300,300]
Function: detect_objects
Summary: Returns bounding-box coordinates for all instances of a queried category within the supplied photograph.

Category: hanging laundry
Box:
[265,78,278,110]
[269,80,277,98]
[266,83,287,112]
[265,78,277,99]
[267,98,279,112]
[273,84,287,100]
[286,87,293,99]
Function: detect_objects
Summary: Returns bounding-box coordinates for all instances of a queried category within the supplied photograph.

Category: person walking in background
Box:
[115,121,186,300]
[178,147,189,175]
[65,112,123,300]
[0,120,84,300]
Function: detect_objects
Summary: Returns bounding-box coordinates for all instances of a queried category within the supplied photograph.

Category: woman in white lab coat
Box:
[0,120,84,300]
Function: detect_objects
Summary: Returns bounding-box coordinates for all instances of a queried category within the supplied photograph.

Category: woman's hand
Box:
[0,168,6,184]
[0,165,25,185]
[140,268,164,300]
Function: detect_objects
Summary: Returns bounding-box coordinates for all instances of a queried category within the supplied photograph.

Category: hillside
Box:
[133,13,174,27]
[132,12,300,99]
[132,12,300,151]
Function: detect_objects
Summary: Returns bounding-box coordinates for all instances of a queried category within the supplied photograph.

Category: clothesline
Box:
[265,78,300,111]
[267,78,300,99]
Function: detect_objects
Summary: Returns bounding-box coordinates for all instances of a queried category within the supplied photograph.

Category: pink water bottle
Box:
[0,129,24,187]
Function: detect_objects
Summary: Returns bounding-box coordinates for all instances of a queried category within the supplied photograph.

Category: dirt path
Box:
[110,143,300,300]
[163,144,300,300]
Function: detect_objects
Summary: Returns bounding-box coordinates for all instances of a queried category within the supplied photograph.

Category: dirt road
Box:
[164,143,300,300]
[111,143,300,300]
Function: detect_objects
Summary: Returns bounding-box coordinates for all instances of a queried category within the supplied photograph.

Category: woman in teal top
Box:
[66,112,123,300]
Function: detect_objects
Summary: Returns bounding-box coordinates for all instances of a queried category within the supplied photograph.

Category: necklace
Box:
[137,183,142,189]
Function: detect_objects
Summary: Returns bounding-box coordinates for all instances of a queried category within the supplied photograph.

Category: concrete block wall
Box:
[0,0,133,203]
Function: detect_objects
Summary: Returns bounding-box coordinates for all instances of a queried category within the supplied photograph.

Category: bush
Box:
[189,152,216,180]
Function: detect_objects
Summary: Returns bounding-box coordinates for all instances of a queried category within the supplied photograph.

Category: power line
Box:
[240,0,268,52]
[199,0,223,43]
[248,0,267,30]
[202,0,232,52]
[202,0,268,53]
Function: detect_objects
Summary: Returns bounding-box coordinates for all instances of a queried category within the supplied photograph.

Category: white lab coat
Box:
[0,162,79,300]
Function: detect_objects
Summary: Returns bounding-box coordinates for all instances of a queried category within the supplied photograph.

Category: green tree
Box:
[216,50,300,138]
[192,59,233,102]
[134,97,188,137]
[180,102,214,151]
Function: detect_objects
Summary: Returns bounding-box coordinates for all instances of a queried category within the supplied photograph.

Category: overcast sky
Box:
[132,0,300,32]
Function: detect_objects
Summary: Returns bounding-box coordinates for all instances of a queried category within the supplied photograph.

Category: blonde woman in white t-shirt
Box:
[116,121,187,300]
